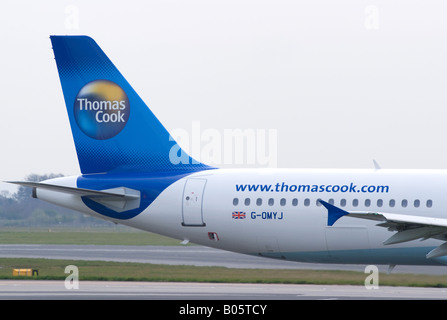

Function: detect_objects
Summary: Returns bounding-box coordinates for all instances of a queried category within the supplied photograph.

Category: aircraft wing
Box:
[319,200,447,259]
[7,181,140,212]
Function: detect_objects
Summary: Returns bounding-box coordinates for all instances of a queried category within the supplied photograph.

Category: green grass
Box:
[1,257,447,287]
[0,227,185,246]
[1,228,447,287]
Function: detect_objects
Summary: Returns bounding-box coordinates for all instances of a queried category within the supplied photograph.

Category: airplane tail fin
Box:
[50,35,211,174]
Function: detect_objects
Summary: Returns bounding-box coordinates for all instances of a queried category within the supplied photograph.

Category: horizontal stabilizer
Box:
[6,181,141,213]
[7,181,139,199]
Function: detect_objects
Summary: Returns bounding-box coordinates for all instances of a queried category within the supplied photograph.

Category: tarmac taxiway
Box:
[0,280,446,300]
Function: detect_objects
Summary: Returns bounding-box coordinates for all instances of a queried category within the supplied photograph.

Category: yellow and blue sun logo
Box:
[74,80,130,140]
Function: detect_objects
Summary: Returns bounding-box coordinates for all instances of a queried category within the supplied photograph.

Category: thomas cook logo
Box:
[74,80,130,140]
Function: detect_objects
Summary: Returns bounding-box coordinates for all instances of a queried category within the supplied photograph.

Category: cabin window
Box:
[233,197,431,209]
[402,199,408,208]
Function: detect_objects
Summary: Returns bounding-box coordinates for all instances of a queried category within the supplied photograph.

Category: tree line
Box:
[0,173,113,227]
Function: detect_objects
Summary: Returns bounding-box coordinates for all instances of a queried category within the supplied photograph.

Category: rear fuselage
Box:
[36,168,447,266]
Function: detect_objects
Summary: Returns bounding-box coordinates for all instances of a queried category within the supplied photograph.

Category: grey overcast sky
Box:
[1,0,447,192]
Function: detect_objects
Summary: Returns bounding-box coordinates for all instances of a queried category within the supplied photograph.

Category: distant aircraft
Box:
[9,36,447,268]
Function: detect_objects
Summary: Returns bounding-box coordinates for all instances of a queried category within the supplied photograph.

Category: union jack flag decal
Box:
[232,211,246,219]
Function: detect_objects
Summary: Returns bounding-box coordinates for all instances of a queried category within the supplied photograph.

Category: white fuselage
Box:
[37,168,447,266]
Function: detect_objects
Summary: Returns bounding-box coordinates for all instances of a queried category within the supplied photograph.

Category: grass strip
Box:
[0,228,184,246]
[1,257,447,288]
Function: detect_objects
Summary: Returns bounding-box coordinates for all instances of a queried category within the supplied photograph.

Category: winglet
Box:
[373,159,381,170]
[319,200,350,226]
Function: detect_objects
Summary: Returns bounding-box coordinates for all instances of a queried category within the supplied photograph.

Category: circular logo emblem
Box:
[74,80,130,140]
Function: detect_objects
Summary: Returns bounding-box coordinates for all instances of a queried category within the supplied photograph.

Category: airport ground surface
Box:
[0,243,446,275]
[1,280,446,300]
[1,228,447,300]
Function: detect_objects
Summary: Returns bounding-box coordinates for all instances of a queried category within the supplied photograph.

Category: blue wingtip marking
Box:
[319,200,349,226]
